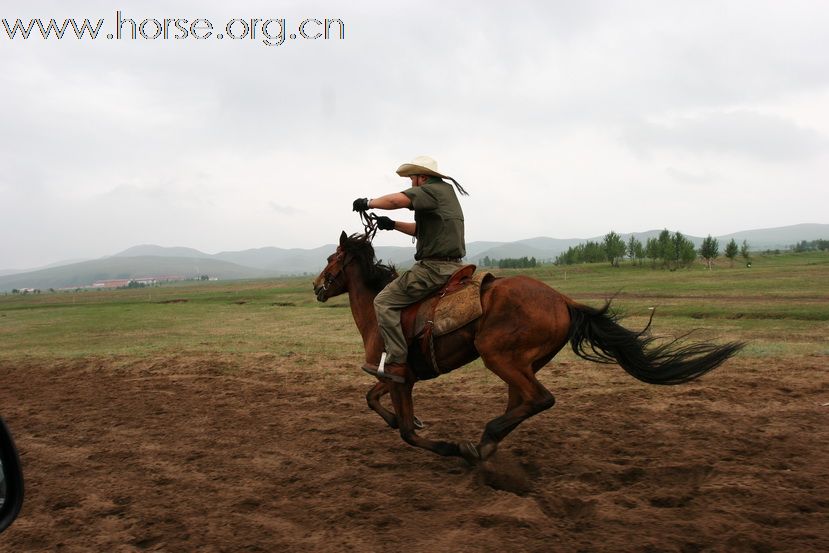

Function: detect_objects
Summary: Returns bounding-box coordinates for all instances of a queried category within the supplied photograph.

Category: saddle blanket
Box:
[414,271,492,338]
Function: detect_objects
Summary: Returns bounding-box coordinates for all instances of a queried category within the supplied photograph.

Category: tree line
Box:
[479,256,538,269]
[555,230,752,269]
[792,239,829,252]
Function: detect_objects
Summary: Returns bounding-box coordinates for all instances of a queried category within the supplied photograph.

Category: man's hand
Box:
[376,216,395,231]
[352,198,369,212]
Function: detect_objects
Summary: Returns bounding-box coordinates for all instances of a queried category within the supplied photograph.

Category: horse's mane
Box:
[341,234,398,293]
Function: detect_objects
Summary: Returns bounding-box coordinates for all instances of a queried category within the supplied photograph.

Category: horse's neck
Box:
[347,279,377,338]
[345,273,384,363]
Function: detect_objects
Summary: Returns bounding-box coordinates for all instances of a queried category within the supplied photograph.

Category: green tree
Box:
[584,241,606,263]
[554,250,572,265]
[497,256,537,269]
[740,240,751,264]
[699,235,720,269]
[555,241,607,265]
[658,229,674,267]
[645,237,660,266]
[724,238,739,267]
[675,232,697,268]
[633,239,646,265]
[603,231,627,267]
[658,231,697,269]
[627,235,643,265]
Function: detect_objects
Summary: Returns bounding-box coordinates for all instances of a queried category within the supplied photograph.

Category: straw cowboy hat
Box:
[396,155,450,179]
[395,156,469,195]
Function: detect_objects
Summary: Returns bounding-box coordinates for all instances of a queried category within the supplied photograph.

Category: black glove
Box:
[352,198,369,212]
[376,216,395,231]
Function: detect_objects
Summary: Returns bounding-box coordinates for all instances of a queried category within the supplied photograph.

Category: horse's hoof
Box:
[460,441,481,464]
[478,442,498,461]
[414,416,424,430]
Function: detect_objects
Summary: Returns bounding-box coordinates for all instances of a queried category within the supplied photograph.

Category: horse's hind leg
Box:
[503,349,557,413]
[471,355,556,462]
[505,384,521,414]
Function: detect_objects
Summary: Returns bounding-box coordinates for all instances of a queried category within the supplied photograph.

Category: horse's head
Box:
[312,231,397,302]
[312,231,353,302]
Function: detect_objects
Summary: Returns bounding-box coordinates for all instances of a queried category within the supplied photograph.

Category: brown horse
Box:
[313,231,744,464]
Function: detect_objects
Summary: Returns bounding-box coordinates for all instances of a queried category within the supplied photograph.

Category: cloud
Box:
[664,167,717,185]
[268,202,302,215]
[2,0,829,269]
[624,110,827,161]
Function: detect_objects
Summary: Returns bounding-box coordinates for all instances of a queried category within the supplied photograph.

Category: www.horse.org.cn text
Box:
[2,11,346,47]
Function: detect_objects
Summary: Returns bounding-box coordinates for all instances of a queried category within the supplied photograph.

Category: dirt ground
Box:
[0,353,827,552]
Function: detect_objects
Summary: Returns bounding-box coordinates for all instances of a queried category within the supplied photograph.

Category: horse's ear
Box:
[339,231,348,247]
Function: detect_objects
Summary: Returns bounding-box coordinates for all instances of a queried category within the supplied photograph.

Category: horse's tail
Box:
[566,301,744,385]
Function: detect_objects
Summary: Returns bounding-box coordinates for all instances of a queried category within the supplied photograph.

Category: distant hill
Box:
[0,256,271,291]
[0,257,91,277]
[212,244,420,271]
[714,223,828,250]
[113,245,211,259]
[213,246,331,271]
[1,223,825,291]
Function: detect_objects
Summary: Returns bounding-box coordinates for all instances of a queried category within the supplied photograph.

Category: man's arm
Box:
[393,221,416,236]
[357,193,415,236]
[368,193,411,210]
[368,192,417,236]
[375,216,416,236]
[369,193,415,236]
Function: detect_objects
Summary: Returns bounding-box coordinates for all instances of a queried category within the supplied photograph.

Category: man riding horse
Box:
[316,161,741,462]
[352,156,469,384]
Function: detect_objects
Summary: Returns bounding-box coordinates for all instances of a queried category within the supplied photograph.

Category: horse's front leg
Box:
[366,381,424,430]
[389,382,459,457]
[366,381,398,429]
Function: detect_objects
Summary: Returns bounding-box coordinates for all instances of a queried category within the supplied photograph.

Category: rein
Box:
[321,212,377,291]
[359,211,379,241]
[319,213,390,296]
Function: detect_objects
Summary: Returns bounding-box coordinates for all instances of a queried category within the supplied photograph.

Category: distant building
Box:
[90,275,187,289]
[149,275,186,283]
[92,279,131,288]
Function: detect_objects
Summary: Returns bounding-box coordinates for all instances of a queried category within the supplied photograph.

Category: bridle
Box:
[320,250,350,294]
[317,213,377,298]
[324,213,378,289]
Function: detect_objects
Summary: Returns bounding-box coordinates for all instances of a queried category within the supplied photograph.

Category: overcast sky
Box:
[1,0,827,269]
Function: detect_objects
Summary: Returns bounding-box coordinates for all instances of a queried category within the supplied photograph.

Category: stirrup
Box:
[361,353,406,384]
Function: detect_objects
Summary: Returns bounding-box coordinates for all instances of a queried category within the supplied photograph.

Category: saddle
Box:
[400,265,493,379]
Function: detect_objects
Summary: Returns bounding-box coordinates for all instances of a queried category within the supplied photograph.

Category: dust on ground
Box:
[1,353,827,552]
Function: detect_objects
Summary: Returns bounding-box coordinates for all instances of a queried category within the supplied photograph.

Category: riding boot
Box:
[377,362,410,384]
[361,356,411,384]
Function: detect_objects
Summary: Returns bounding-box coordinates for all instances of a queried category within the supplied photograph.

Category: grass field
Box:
[1,251,827,362]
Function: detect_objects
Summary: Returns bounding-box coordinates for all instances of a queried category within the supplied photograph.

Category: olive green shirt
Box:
[401,177,466,260]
